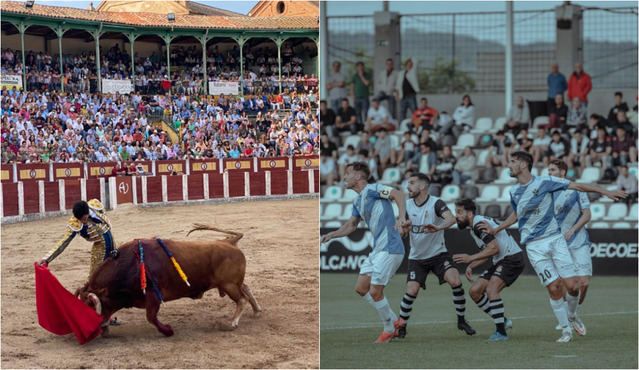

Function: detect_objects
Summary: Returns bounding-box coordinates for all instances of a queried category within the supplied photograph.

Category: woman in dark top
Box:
[547,94,568,128]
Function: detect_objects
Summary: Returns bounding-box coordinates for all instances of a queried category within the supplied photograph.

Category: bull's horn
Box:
[88,293,102,315]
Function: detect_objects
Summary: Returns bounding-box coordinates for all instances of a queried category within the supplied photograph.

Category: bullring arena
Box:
[2,193,318,368]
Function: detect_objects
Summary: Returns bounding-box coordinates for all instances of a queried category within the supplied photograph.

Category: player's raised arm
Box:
[423,200,456,233]
[478,211,517,236]
[321,216,361,243]
[568,182,628,201]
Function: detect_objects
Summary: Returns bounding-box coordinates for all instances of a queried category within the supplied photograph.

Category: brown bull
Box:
[76,224,261,337]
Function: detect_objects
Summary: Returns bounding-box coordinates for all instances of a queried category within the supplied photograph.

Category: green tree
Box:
[421,59,476,94]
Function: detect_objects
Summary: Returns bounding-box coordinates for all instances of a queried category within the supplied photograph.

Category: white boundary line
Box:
[321,310,639,331]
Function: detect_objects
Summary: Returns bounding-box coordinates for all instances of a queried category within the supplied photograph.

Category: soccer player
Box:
[394,173,476,338]
[478,151,626,342]
[548,159,591,335]
[452,198,524,341]
[320,162,407,344]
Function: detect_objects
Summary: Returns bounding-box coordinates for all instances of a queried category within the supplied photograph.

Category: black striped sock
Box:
[399,293,416,321]
[452,284,466,321]
[490,299,506,335]
[476,293,492,317]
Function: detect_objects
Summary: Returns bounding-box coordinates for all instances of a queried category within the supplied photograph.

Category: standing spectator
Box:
[395,57,419,123]
[607,91,629,125]
[567,63,592,106]
[376,58,398,119]
[320,100,336,137]
[566,97,587,132]
[365,98,393,132]
[505,96,530,136]
[335,98,360,134]
[547,63,567,108]
[373,128,395,175]
[327,61,347,113]
[548,94,568,129]
[411,97,438,131]
[351,61,371,125]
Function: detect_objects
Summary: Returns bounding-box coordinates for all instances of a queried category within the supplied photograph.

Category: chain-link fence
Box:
[583,7,638,89]
[326,6,637,93]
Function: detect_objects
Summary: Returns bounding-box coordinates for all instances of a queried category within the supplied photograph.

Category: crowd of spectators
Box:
[1,87,319,164]
[322,60,638,202]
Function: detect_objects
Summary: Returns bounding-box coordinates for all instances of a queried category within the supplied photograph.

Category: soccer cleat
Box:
[394,318,407,338]
[457,320,477,336]
[374,330,395,344]
[505,317,513,330]
[556,328,572,343]
[569,316,587,336]
[489,331,509,341]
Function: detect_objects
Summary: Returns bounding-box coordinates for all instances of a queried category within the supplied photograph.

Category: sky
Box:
[326,1,638,16]
[35,0,259,15]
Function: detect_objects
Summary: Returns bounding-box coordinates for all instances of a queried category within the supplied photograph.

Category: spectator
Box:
[320,133,338,160]
[608,91,629,125]
[455,146,476,185]
[532,127,551,165]
[616,164,638,205]
[548,94,568,129]
[547,63,567,108]
[335,98,359,134]
[338,145,359,179]
[320,155,337,186]
[395,57,419,122]
[567,128,590,177]
[375,58,398,119]
[451,94,475,133]
[320,100,336,137]
[351,61,371,125]
[567,63,592,106]
[587,126,611,169]
[613,111,634,135]
[433,145,456,185]
[414,142,437,177]
[566,97,587,132]
[505,96,530,136]
[488,130,513,168]
[397,131,417,165]
[327,61,347,113]
[608,126,635,167]
[546,130,569,165]
[365,98,393,132]
[411,97,438,131]
[373,128,395,176]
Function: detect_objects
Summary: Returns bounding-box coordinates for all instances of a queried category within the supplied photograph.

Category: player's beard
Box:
[456,219,469,229]
[408,189,418,198]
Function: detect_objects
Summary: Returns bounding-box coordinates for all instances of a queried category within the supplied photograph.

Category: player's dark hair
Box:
[410,172,430,184]
[72,201,90,219]
[511,151,533,171]
[615,91,623,98]
[455,198,477,214]
[549,159,568,175]
[347,162,373,183]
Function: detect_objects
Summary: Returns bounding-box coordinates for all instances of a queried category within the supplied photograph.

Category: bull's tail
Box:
[241,283,262,315]
[186,224,244,244]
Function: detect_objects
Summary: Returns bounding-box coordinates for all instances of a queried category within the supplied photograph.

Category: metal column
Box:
[505,1,514,115]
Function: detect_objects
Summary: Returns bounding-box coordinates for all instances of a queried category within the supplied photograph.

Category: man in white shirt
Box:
[366,99,393,132]
[327,61,347,113]
[375,58,398,119]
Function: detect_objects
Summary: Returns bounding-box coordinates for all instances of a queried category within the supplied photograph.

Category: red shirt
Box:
[567,72,592,103]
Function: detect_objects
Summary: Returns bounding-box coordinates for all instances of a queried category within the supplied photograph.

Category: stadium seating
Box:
[441,185,461,202]
[477,185,499,202]
[493,117,507,132]
[453,133,475,151]
[590,203,606,221]
[612,222,632,229]
[484,204,501,219]
[339,204,353,221]
[461,185,479,199]
[604,203,628,221]
[381,168,401,184]
[591,221,609,228]
[497,185,513,202]
[476,149,490,166]
[576,167,600,183]
[429,183,442,197]
[533,115,549,128]
[321,204,342,221]
[598,185,618,203]
[322,186,343,201]
[629,204,638,221]
[342,189,358,202]
[343,135,361,150]
[495,167,516,184]
[471,117,493,133]
[324,221,342,228]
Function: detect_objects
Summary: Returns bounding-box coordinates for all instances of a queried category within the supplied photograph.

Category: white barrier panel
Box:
[102,79,133,94]
[1,74,22,90]
[208,81,239,95]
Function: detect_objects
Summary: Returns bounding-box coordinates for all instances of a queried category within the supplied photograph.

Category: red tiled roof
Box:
[0,1,318,30]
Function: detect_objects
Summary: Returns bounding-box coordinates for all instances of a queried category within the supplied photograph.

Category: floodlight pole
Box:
[319,0,328,99]
[505,1,513,115]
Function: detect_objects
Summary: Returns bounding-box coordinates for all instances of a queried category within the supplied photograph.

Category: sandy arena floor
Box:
[1,198,318,369]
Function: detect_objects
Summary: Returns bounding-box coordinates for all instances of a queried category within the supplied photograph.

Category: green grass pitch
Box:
[320,274,638,369]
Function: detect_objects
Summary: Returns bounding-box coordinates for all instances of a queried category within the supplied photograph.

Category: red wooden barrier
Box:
[156,160,185,176]
[87,162,117,178]
[53,163,83,181]
[188,174,205,200]
[114,176,133,205]
[270,171,288,195]
[2,182,19,216]
[249,172,266,196]
[228,171,245,197]
[258,157,289,171]
[64,179,82,210]
[146,176,163,203]
[208,173,224,198]
[190,159,218,174]
[86,179,102,201]
[44,182,59,212]
[1,164,14,182]
[22,181,39,214]
[292,169,309,194]
[166,175,184,202]
[224,159,252,172]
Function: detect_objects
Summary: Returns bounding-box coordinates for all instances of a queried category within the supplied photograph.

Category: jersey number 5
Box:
[409,271,416,280]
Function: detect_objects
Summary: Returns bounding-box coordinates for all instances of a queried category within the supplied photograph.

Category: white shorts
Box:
[359,251,404,286]
[526,233,578,286]
[568,243,593,277]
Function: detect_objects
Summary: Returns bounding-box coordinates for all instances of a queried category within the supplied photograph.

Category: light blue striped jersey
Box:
[352,183,405,255]
[509,175,570,244]
[470,215,522,263]
[552,189,591,249]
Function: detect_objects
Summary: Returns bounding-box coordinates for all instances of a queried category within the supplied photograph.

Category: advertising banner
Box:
[1,74,22,90]
[102,79,133,94]
[208,81,239,95]
[320,228,638,276]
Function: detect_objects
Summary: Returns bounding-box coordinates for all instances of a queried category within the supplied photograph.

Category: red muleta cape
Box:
[34,263,103,344]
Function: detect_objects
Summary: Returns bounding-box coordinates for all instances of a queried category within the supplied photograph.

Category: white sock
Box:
[363,292,375,306]
[565,293,579,319]
[372,297,397,333]
[550,298,570,329]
